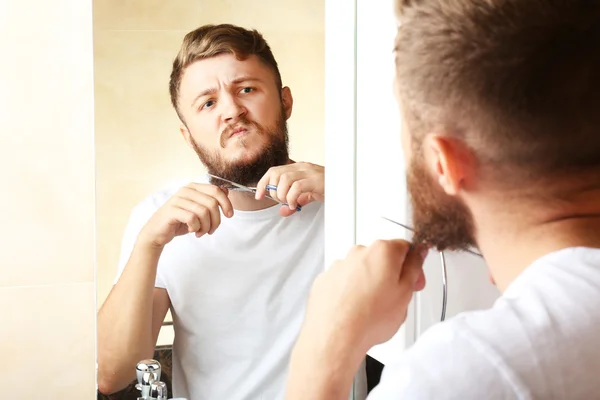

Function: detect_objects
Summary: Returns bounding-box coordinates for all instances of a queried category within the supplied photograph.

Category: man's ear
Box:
[423,135,469,196]
[281,86,294,120]
[180,124,193,148]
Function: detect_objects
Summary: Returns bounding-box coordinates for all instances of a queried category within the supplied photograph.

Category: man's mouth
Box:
[230,127,248,137]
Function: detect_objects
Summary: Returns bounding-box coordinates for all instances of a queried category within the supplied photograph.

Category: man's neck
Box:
[471,189,600,292]
[228,189,278,211]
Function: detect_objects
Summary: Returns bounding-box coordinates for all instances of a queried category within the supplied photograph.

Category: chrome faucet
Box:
[135,359,168,400]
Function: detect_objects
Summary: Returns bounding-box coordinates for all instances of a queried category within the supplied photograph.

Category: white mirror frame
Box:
[324,0,369,398]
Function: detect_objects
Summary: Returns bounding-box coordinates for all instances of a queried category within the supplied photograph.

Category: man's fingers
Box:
[170,206,201,234]
[174,184,239,235]
[267,173,281,202]
[296,192,315,208]
[186,183,234,218]
[365,239,426,292]
[399,244,428,288]
[276,172,302,205]
[191,196,220,234]
[367,239,411,275]
[255,169,277,200]
[279,205,297,217]
[173,198,213,236]
[346,244,367,258]
[178,191,220,233]
[254,163,324,205]
[285,180,314,209]
[413,269,427,291]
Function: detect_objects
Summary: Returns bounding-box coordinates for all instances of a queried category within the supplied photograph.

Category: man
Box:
[286,1,600,399]
[97,24,325,400]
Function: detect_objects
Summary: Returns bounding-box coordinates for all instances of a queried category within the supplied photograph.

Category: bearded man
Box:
[286,1,600,399]
[97,23,325,400]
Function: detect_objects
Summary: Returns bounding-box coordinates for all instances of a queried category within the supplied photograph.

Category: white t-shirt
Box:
[114,177,325,400]
[369,246,600,400]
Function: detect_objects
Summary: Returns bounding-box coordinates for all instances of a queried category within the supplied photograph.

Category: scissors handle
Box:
[265,184,302,212]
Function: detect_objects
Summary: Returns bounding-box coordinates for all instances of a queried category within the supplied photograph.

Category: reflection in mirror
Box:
[93,3,326,399]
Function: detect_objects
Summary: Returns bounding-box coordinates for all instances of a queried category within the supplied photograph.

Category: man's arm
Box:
[285,241,426,399]
[286,329,365,400]
[97,183,235,394]
[97,242,170,394]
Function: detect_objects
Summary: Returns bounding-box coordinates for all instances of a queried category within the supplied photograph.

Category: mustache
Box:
[220,117,262,138]
[219,117,264,149]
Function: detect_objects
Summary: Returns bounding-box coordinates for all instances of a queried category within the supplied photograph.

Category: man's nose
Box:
[221,96,246,123]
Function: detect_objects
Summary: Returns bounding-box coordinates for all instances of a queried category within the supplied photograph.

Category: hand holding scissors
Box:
[138,183,234,247]
[286,240,427,399]
[207,174,302,213]
[255,162,325,217]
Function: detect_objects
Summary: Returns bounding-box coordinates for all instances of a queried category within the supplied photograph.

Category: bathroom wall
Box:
[93,0,325,345]
[0,1,96,398]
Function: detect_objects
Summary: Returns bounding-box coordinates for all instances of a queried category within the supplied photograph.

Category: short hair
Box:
[169,23,282,120]
[394,0,600,181]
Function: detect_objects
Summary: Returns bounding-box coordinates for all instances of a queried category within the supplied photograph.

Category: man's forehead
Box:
[180,54,269,92]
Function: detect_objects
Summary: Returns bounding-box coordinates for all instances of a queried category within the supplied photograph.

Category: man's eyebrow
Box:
[190,77,264,107]
[191,87,217,107]
[230,76,263,85]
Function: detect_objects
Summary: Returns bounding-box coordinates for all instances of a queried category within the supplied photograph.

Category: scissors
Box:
[381,216,486,322]
[207,174,302,212]
[380,216,480,322]
[381,216,482,258]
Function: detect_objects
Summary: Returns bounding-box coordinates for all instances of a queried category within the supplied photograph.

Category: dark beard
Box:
[407,151,477,251]
[191,111,289,186]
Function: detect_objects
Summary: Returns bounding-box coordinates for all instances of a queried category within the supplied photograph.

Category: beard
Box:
[407,150,477,252]
[190,108,290,186]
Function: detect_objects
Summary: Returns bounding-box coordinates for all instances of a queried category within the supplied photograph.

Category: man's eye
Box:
[202,100,215,109]
[240,87,254,94]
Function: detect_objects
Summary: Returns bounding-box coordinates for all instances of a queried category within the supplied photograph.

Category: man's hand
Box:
[138,183,234,249]
[286,239,427,400]
[255,162,324,217]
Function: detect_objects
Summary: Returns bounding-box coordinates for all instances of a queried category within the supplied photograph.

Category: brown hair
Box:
[169,23,282,121]
[394,0,600,182]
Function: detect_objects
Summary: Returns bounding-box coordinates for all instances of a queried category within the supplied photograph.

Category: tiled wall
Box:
[0,1,96,398]
[0,0,324,396]
[93,0,325,345]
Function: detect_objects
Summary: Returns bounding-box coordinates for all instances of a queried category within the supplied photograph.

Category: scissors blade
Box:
[380,216,483,258]
[381,216,415,232]
[207,174,256,194]
[207,173,302,212]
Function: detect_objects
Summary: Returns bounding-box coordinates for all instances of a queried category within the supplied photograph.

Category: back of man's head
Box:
[394,0,600,187]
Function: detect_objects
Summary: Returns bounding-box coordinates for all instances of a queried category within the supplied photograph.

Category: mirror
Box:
[93,2,324,399]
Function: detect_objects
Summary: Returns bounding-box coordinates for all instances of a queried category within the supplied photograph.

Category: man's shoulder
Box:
[129,186,175,221]
[130,176,209,218]
[369,311,521,399]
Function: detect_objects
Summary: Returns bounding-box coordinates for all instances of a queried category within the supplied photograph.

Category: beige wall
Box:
[94,0,325,345]
[0,0,324,395]
[0,1,96,399]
